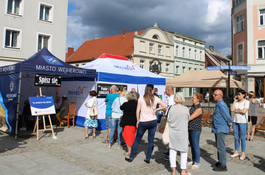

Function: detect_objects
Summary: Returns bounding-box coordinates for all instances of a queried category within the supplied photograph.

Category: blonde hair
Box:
[126,92,137,101]
[120,90,127,97]
[174,92,185,103]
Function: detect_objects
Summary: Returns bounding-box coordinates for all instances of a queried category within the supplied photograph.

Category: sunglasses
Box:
[213,94,220,97]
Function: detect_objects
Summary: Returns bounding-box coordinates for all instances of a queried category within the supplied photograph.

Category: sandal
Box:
[102,140,108,143]
[187,161,193,165]
[189,164,200,169]
[117,145,121,150]
[181,171,193,175]
[125,157,133,162]
[123,152,130,156]
[230,153,239,158]
[240,156,245,160]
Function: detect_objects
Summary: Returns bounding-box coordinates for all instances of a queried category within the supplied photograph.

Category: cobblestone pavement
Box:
[0,125,264,175]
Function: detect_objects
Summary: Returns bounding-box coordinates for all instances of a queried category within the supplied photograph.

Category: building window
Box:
[258,40,265,59]
[7,0,21,15]
[140,60,144,68]
[236,13,245,33]
[166,63,169,73]
[200,51,202,60]
[189,48,191,58]
[260,9,265,25]
[152,35,159,40]
[194,50,197,59]
[38,35,50,51]
[39,4,52,21]
[176,66,179,74]
[237,44,243,62]
[158,45,162,55]
[183,66,185,73]
[5,29,20,48]
[182,47,185,57]
[149,43,154,53]
[175,45,178,57]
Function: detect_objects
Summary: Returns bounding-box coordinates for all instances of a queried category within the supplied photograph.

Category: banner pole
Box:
[15,72,22,140]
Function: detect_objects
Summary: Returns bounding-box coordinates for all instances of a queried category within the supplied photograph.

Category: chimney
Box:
[209,46,214,52]
[67,47,74,57]
[123,30,127,37]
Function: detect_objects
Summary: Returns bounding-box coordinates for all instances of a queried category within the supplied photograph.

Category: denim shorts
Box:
[105,115,112,128]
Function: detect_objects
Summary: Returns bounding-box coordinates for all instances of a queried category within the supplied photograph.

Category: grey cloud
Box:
[69,0,231,55]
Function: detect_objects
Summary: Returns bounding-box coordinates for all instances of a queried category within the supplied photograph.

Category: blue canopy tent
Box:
[0,47,96,138]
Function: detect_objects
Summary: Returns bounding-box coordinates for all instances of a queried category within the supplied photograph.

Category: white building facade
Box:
[0,0,68,66]
[173,33,206,97]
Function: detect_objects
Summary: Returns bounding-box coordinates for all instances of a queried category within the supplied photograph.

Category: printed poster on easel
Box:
[29,96,55,116]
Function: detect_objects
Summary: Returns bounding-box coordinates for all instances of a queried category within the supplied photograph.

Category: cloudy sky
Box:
[67,0,232,55]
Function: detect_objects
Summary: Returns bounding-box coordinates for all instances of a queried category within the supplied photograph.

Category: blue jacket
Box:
[211,99,232,134]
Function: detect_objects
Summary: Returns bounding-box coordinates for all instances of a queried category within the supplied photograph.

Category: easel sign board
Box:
[29,96,55,116]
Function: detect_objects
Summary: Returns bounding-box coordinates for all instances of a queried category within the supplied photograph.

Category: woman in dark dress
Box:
[120,91,138,156]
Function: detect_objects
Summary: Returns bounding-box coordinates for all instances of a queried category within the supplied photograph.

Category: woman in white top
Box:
[107,90,128,149]
[231,89,249,160]
[84,90,98,139]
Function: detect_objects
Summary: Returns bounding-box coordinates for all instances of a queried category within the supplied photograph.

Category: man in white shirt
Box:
[166,85,175,106]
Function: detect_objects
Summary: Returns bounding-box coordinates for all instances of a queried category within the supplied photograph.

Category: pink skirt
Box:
[122,125,136,147]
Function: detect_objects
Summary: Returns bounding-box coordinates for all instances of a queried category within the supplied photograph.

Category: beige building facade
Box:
[132,24,174,80]
[0,0,68,66]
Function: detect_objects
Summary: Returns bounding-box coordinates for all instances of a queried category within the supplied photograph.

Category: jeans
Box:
[233,122,247,152]
[188,130,201,164]
[129,120,157,160]
[105,115,112,128]
[215,132,227,167]
[108,118,123,145]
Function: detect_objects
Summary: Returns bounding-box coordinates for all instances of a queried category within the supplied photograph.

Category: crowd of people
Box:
[18,83,258,174]
[82,85,260,174]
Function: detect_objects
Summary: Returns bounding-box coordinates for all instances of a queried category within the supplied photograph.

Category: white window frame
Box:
[194,50,197,60]
[237,43,243,62]
[3,27,22,49]
[182,47,185,58]
[158,45,162,55]
[166,63,169,73]
[200,51,202,60]
[236,13,245,33]
[149,43,154,53]
[38,2,54,23]
[175,45,178,57]
[189,48,191,58]
[183,66,186,73]
[259,9,265,26]
[258,40,265,59]
[37,32,52,51]
[5,0,24,16]
[140,60,145,68]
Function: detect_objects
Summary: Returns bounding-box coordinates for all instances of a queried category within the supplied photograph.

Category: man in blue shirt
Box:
[102,85,119,143]
[211,89,232,172]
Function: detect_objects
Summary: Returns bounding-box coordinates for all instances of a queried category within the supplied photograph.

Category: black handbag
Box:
[119,115,125,127]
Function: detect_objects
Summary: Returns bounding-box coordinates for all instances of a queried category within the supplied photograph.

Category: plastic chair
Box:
[60,104,76,128]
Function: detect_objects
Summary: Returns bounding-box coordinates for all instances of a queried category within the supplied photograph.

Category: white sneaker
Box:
[19,127,26,131]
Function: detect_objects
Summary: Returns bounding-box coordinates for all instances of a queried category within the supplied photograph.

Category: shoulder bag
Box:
[162,106,172,145]
[89,98,98,117]
[158,105,172,133]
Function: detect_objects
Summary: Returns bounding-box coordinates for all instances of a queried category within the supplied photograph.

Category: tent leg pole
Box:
[94,78,97,91]
[15,72,22,140]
